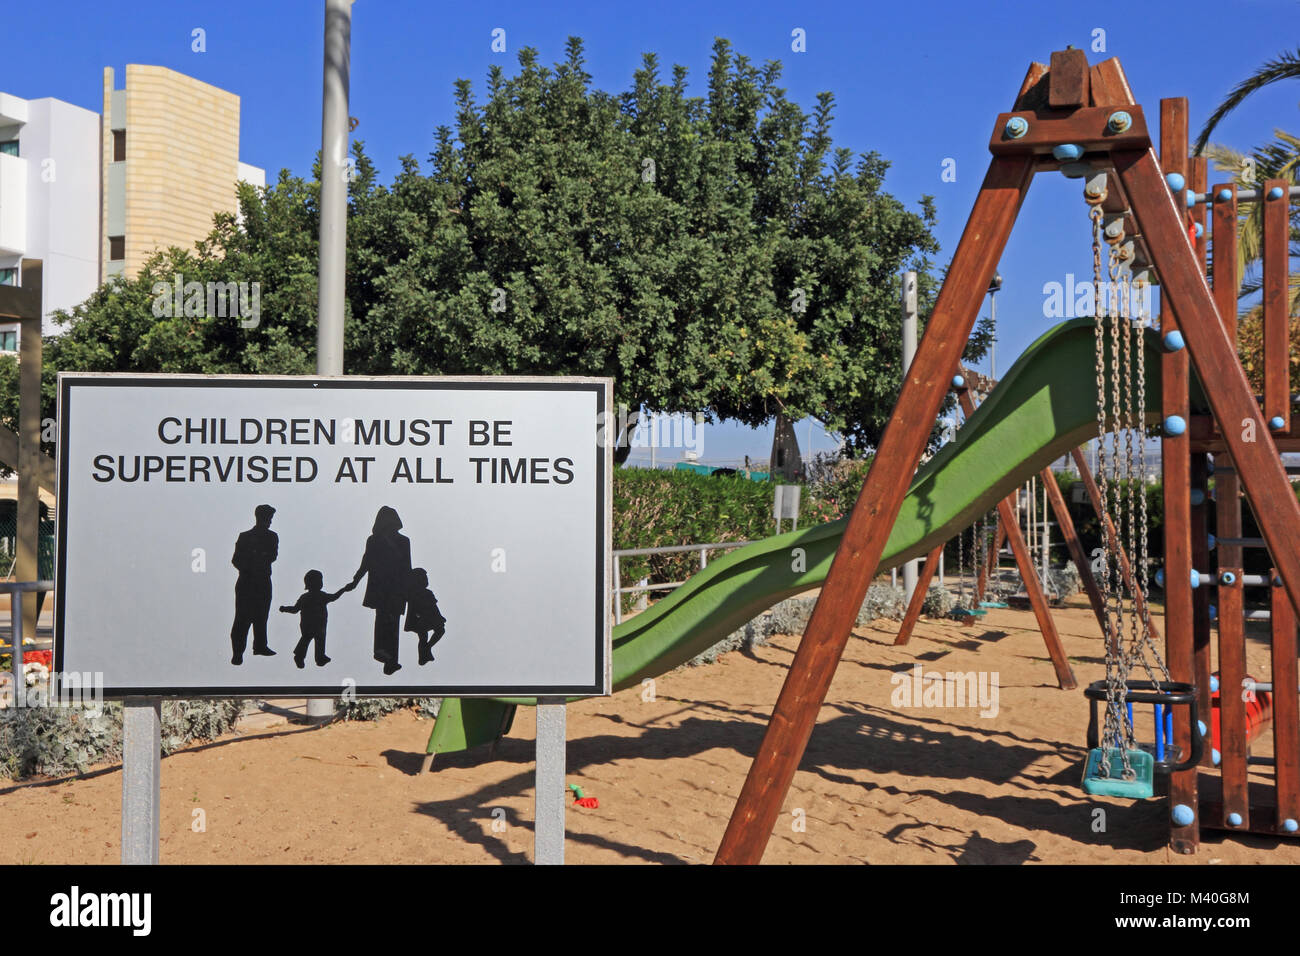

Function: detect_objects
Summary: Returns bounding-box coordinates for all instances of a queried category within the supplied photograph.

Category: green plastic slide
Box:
[426,318,1173,759]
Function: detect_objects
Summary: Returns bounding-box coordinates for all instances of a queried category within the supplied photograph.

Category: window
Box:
[112,129,125,162]
[0,330,16,353]
[0,141,17,157]
[0,268,16,286]
[108,236,125,261]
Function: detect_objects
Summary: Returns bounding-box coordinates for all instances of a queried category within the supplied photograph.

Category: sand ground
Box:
[2,595,1296,864]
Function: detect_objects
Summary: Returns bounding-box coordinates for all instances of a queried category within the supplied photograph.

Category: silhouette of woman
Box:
[350,506,412,675]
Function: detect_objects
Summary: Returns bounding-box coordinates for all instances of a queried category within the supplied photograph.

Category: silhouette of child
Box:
[279,570,354,668]
[403,568,446,665]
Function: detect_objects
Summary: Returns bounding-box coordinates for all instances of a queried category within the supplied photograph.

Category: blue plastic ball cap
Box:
[1190,569,1201,589]
[1052,143,1084,161]
[1210,675,1220,693]
[1186,191,1198,208]
[1227,812,1242,826]
[1212,749,1221,766]
[1155,568,1166,587]
[1217,189,1232,202]
[1164,415,1187,436]
[1268,186,1285,201]
[951,375,965,389]
[1209,604,1218,622]
[1162,330,1185,352]
[1171,804,1195,826]
[1197,720,1208,737]
[1285,819,1299,833]
[1190,489,1205,506]
[1270,416,1286,431]
[1193,222,1204,238]
[1207,533,1217,550]
[1165,172,1186,192]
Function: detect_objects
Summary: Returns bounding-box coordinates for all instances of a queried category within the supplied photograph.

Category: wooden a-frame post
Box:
[715,50,1300,864]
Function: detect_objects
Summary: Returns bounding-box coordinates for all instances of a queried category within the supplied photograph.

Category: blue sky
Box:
[5,0,1297,466]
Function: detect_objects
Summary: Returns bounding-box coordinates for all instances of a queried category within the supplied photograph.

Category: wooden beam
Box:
[976,508,1008,603]
[1013,62,1051,112]
[1270,571,1300,831]
[713,153,1036,866]
[1263,178,1290,434]
[1088,58,1135,108]
[1041,464,1108,639]
[1048,48,1090,109]
[990,106,1150,156]
[1211,183,1239,341]
[893,545,940,646]
[1156,98,1198,854]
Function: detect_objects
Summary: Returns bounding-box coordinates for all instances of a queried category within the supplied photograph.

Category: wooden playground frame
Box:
[893,366,1161,679]
[715,50,1300,862]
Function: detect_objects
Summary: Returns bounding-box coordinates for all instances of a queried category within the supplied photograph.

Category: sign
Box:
[773,484,800,523]
[55,374,612,698]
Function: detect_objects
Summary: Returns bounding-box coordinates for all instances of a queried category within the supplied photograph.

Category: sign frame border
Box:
[54,372,613,699]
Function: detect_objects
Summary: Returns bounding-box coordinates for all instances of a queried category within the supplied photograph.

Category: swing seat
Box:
[1081,747,1154,798]
[978,601,1009,609]
[952,608,986,618]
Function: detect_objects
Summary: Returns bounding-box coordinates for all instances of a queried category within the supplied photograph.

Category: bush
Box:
[0,698,244,781]
[614,458,873,613]
[334,697,440,721]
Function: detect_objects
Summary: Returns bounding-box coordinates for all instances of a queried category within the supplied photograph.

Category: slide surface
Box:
[427,318,1173,756]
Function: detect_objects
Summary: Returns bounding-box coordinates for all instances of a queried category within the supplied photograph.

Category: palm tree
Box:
[1194,48,1300,154]
[1192,49,1300,392]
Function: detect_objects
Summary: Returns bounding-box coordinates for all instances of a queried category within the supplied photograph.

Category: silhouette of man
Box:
[230,504,278,664]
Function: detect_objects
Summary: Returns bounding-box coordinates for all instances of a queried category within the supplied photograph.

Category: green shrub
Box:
[0,699,244,781]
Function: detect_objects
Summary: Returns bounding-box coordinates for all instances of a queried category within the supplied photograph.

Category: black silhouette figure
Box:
[230,504,278,665]
[350,506,412,675]
[404,568,447,665]
[280,570,354,668]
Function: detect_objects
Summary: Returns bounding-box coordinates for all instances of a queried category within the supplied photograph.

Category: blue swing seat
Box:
[978,601,1009,609]
[1081,747,1154,798]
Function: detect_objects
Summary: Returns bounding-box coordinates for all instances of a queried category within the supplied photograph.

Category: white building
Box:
[0,92,99,341]
[0,68,265,349]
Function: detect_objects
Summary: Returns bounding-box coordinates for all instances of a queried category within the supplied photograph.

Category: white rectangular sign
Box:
[55,374,612,698]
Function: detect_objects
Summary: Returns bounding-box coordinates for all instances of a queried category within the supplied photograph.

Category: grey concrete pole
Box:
[122,698,162,864]
[308,0,353,724]
[901,272,919,604]
[534,698,567,864]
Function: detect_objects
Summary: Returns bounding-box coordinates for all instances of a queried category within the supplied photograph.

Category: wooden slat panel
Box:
[1263,178,1289,434]
[1271,569,1300,829]
[893,545,940,647]
[1118,146,1300,671]
[714,153,1038,866]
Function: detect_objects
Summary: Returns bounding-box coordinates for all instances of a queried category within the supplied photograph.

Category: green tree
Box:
[9,37,978,460]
